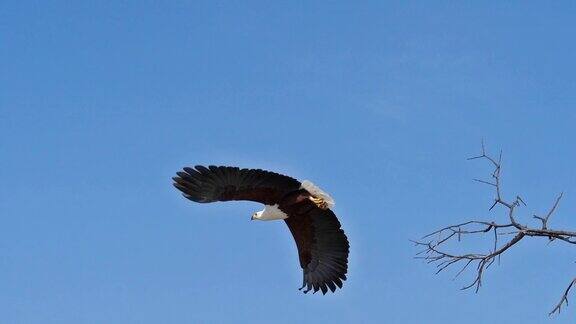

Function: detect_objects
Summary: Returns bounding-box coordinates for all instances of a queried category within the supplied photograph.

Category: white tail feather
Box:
[301,180,335,208]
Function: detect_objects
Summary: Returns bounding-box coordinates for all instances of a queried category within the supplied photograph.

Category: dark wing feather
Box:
[173,165,301,205]
[284,206,349,295]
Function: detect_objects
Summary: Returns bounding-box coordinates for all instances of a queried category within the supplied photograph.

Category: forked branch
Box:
[414,142,576,315]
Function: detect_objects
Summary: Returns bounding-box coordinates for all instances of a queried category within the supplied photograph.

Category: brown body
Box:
[279,190,317,268]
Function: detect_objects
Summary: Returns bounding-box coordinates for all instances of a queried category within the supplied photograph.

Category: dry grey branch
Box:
[550,278,576,315]
[414,142,576,315]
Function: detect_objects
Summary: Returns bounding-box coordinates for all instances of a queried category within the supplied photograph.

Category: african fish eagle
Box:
[172,166,349,294]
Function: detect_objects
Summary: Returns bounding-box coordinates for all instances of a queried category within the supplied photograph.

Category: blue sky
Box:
[2,1,576,323]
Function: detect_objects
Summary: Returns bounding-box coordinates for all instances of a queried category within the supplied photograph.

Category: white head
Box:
[251,210,264,221]
[251,204,288,221]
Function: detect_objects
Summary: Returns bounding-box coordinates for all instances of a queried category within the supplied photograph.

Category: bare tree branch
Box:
[413,142,575,315]
[534,192,564,230]
[550,278,576,315]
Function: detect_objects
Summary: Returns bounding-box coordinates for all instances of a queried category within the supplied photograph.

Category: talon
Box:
[309,196,328,210]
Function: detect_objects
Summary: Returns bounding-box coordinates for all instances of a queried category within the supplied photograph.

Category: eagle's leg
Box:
[309,196,328,210]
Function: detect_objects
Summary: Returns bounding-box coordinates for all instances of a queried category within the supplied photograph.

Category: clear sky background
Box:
[2,1,576,323]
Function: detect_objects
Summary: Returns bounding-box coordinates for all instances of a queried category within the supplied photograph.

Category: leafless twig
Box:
[413,141,576,315]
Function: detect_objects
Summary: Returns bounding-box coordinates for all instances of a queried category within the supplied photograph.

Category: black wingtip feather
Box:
[326,281,336,293]
[320,284,328,295]
[334,278,343,288]
[183,167,196,174]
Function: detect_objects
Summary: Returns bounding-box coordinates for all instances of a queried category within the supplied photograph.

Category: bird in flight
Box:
[172,165,349,294]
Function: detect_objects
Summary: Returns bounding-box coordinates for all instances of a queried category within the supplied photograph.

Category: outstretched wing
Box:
[173,165,302,205]
[285,205,349,294]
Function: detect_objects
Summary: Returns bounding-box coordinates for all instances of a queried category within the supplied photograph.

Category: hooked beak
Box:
[251,214,255,221]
